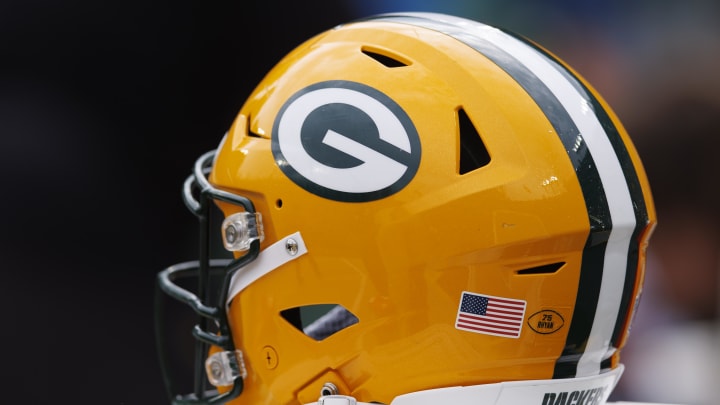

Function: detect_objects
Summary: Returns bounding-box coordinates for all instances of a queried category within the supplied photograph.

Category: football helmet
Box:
[155,12,656,405]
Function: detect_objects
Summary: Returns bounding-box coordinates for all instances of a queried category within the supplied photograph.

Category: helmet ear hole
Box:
[280,304,359,341]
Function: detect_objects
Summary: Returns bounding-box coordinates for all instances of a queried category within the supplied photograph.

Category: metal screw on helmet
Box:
[285,238,299,256]
[320,382,339,397]
[225,224,237,244]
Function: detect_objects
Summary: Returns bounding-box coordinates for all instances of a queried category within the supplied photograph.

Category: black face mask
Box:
[155,150,260,404]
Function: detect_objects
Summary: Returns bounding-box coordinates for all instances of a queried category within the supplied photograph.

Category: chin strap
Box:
[225,232,308,307]
[306,365,624,405]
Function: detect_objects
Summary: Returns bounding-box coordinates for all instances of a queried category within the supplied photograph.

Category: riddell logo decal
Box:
[272,80,421,202]
[541,385,609,405]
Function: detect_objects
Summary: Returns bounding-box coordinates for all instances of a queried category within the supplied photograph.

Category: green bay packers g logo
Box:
[272,81,421,202]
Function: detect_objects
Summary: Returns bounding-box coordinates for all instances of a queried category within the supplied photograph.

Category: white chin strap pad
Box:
[226,232,308,307]
[390,365,623,405]
[306,365,623,405]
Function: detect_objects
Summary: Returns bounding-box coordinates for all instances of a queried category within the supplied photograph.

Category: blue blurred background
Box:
[1,0,718,403]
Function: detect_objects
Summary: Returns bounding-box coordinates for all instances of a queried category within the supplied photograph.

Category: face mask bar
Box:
[155,150,260,404]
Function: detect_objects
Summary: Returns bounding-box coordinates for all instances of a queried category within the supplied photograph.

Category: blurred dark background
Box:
[1,1,718,403]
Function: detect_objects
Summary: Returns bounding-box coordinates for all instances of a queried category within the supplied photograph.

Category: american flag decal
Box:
[455,291,527,338]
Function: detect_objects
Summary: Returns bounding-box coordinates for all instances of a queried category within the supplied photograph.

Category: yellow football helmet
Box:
[156,12,656,405]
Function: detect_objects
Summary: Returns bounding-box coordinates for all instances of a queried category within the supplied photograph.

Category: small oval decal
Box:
[527,310,565,334]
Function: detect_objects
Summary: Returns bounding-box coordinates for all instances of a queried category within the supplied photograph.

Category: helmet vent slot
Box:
[246,114,267,139]
[280,304,359,341]
[458,108,491,174]
[516,262,565,275]
[361,48,408,68]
